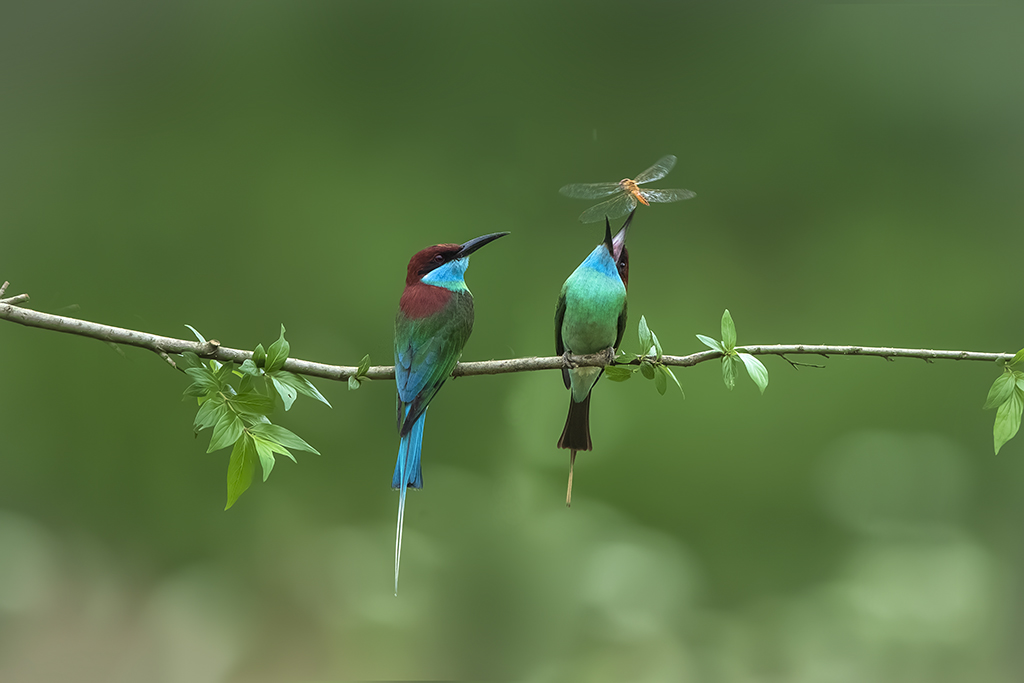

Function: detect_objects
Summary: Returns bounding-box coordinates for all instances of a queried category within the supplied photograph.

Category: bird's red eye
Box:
[433,254,445,264]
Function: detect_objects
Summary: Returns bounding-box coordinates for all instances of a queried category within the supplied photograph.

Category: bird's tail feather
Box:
[392,409,425,489]
[394,408,426,595]
[566,450,576,507]
[557,393,592,451]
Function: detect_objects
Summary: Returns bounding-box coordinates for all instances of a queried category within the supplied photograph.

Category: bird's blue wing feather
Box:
[394,296,473,435]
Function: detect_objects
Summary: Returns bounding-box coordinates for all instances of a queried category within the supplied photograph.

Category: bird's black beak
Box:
[603,217,615,256]
[456,231,510,258]
[612,209,634,261]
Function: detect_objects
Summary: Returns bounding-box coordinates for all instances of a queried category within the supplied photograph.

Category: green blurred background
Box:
[2,3,1023,681]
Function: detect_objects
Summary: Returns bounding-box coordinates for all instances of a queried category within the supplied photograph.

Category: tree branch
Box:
[0,288,1015,382]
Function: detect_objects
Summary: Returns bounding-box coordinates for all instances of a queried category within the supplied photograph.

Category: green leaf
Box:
[348,376,361,391]
[357,354,371,378]
[193,396,226,433]
[252,344,267,368]
[721,309,736,352]
[186,366,222,393]
[723,356,738,390]
[225,434,257,510]
[1010,348,1024,367]
[994,387,1024,454]
[185,324,207,343]
[604,365,634,382]
[179,352,202,368]
[226,392,275,417]
[184,382,208,398]
[271,376,297,410]
[651,330,663,360]
[251,431,297,462]
[240,359,262,377]
[738,352,769,395]
[659,364,685,399]
[213,361,235,385]
[654,365,667,394]
[208,412,244,453]
[638,316,653,357]
[296,376,331,406]
[252,436,276,481]
[697,334,724,353]
[640,360,655,380]
[983,372,1017,410]
[265,325,290,373]
[250,422,320,455]
[272,370,332,408]
[259,438,296,463]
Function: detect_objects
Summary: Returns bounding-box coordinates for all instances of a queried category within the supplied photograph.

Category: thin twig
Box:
[153,348,179,370]
[0,292,1016,382]
[0,293,29,306]
[779,354,826,370]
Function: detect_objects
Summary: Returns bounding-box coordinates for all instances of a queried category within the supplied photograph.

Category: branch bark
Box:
[0,287,1015,382]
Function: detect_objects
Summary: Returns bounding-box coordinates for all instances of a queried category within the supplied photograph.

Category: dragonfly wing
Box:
[559,182,622,199]
[578,193,636,223]
[633,155,677,185]
[639,188,696,204]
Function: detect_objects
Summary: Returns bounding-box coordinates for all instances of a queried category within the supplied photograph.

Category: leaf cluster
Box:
[985,348,1024,454]
[696,309,769,395]
[182,325,329,509]
[605,315,684,397]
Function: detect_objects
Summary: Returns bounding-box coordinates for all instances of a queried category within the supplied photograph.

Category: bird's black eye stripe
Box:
[419,252,451,276]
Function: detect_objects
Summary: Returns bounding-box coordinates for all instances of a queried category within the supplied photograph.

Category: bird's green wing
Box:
[554,289,570,390]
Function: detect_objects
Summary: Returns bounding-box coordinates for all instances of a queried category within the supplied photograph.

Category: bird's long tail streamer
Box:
[566,450,576,507]
[394,409,426,595]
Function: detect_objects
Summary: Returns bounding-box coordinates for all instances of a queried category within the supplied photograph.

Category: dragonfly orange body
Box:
[619,178,650,206]
[560,155,694,223]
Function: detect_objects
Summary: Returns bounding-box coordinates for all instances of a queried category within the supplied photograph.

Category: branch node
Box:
[199,339,222,357]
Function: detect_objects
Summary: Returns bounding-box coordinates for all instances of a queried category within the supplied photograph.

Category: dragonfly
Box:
[559,154,695,223]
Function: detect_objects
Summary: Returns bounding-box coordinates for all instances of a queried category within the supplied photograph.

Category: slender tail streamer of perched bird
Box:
[554,211,632,506]
[393,231,509,594]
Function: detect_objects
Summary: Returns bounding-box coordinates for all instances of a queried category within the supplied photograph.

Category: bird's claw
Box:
[603,347,617,365]
[561,350,578,370]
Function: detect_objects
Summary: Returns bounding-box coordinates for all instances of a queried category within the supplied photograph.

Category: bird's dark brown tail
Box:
[557,393,592,452]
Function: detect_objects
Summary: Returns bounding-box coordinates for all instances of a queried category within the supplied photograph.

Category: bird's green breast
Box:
[559,267,626,355]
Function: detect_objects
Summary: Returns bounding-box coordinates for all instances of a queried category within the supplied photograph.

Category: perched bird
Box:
[554,211,633,506]
[393,230,509,594]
